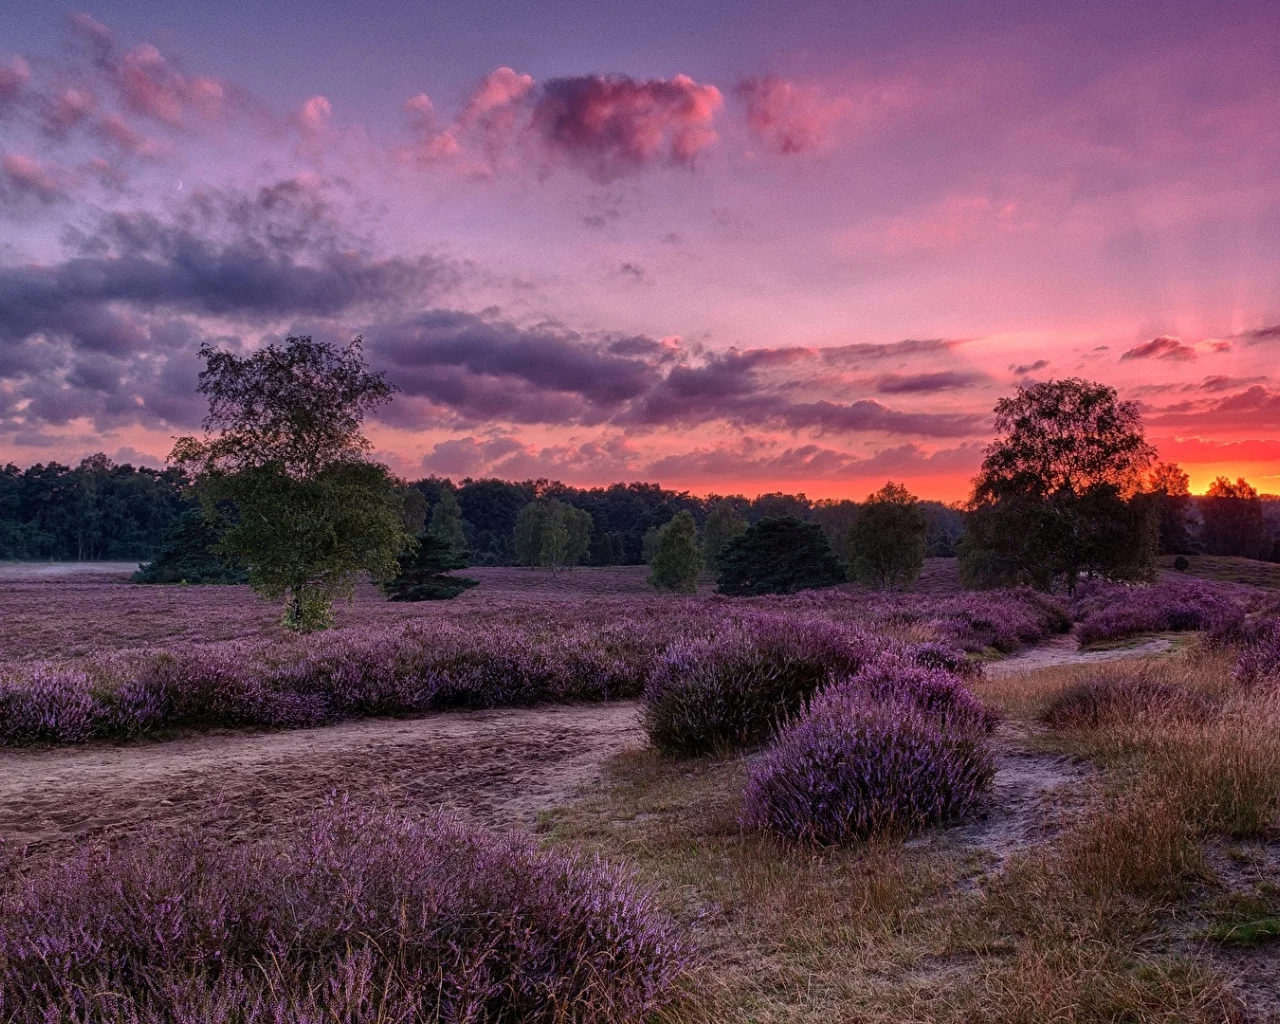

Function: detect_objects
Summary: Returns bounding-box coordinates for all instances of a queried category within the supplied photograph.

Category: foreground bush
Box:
[642,616,881,756]
[1072,578,1248,647]
[741,684,995,844]
[0,804,691,1023]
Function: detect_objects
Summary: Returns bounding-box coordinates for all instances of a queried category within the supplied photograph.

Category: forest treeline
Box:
[2,454,1278,565]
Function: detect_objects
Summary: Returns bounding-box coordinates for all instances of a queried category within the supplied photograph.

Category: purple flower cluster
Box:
[641,613,999,757]
[0,587,1068,747]
[1071,577,1249,647]
[741,681,996,844]
[0,803,691,1023]
[642,614,883,756]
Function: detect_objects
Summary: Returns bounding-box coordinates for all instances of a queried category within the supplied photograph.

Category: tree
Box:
[513,498,593,571]
[383,532,479,601]
[1148,461,1193,554]
[958,378,1157,594]
[171,336,411,631]
[846,482,927,591]
[132,507,248,584]
[648,511,703,593]
[701,500,748,570]
[1201,477,1267,558]
[428,487,469,557]
[717,516,847,596]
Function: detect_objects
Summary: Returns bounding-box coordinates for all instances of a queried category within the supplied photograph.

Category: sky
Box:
[0,1,1277,501]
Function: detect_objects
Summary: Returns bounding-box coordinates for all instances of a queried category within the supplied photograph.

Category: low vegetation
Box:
[0,803,691,1023]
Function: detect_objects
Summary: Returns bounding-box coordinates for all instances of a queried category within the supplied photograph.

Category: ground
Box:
[1,562,1277,1022]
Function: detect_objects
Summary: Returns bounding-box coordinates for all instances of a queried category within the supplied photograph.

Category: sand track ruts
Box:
[0,702,645,859]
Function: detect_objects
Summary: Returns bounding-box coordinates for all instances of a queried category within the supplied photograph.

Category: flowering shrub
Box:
[843,654,1000,733]
[741,684,995,844]
[642,615,886,756]
[0,803,691,1023]
[1040,666,1217,730]
[0,583,1073,747]
[1071,578,1249,647]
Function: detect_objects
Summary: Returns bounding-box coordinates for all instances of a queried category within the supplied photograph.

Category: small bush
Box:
[1173,555,1190,571]
[1072,578,1247,647]
[642,616,878,756]
[1041,668,1217,731]
[0,804,692,1023]
[741,685,995,844]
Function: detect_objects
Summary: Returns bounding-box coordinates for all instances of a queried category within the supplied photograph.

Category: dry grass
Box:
[1158,554,1280,591]
[544,641,1279,1022]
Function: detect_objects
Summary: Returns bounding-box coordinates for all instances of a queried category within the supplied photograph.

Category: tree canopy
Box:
[172,335,410,631]
[717,516,847,596]
[959,378,1158,593]
[648,510,703,593]
[383,532,479,601]
[1201,477,1267,558]
[845,482,927,591]
[513,498,593,571]
[701,500,748,570]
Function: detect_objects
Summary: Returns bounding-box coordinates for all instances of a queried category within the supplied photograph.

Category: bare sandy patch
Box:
[0,701,644,859]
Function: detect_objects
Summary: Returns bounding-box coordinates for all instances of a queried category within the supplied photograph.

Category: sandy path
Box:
[984,632,1173,678]
[0,702,644,858]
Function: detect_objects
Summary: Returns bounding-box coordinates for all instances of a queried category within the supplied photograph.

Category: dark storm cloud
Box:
[0,181,449,356]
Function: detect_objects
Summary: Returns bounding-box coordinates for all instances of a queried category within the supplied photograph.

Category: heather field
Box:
[1,566,1279,1021]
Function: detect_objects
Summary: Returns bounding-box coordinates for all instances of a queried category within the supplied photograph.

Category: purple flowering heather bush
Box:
[741,682,996,844]
[0,586,1067,746]
[1071,577,1250,647]
[0,803,692,1024]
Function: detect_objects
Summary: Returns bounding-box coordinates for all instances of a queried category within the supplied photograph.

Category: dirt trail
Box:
[984,631,1173,678]
[0,702,645,858]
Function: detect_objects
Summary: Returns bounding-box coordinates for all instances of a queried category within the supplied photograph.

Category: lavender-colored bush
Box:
[0,803,691,1023]
[0,584,1071,747]
[642,615,885,756]
[1071,578,1248,647]
[741,683,996,844]
[843,654,1000,733]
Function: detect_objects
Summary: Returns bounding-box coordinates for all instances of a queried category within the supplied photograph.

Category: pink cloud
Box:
[460,66,534,126]
[1120,335,1197,362]
[95,113,164,158]
[291,94,333,137]
[1,153,67,203]
[531,73,723,181]
[0,55,30,105]
[46,87,96,135]
[736,77,850,154]
[116,43,226,127]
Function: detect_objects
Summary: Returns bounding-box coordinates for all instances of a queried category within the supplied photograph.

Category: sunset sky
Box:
[1,1,1277,500]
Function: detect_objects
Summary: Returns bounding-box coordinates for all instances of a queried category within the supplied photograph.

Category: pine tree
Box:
[383,533,478,601]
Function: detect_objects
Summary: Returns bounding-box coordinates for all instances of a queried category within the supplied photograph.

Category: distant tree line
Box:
[0,456,188,560]
[3,424,1278,577]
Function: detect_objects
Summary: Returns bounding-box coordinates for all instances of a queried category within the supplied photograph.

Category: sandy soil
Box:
[984,631,1174,677]
[0,701,645,859]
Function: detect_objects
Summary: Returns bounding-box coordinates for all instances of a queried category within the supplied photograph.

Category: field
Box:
[1,563,1278,1022]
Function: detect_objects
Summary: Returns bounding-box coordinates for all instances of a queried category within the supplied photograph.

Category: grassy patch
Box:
[1158,554,1280,590]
